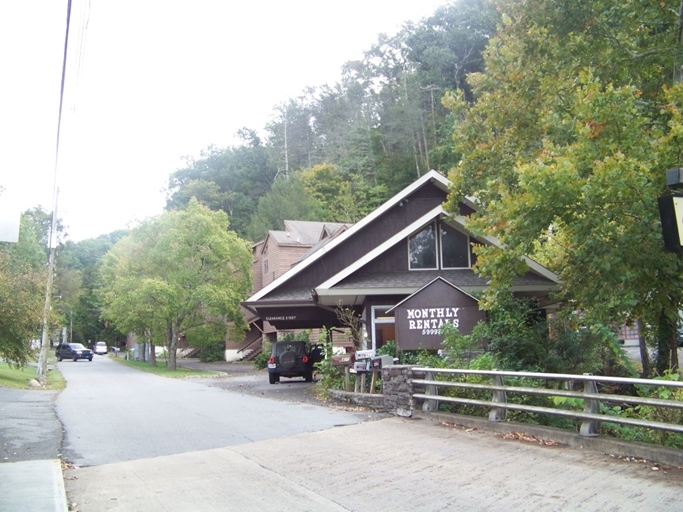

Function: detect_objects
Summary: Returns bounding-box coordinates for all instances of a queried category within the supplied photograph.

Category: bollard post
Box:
[489,372,507,422]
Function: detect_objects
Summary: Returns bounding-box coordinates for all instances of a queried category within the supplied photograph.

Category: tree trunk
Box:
[636,319,650,378]
[147,329,157,367]
[167,322,179,370]
[655,309,675,375]
[668,333,679,372]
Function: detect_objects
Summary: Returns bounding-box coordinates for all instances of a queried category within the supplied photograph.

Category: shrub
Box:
[314,328,348,391]
[252,342,272,369]
[608,371,683,448]
[197,340,225,362]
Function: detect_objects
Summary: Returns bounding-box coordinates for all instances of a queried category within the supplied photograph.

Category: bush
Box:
[314,329,347,391]
[253,342,272,370]
[607,371,683,448]
[197,340,225,362]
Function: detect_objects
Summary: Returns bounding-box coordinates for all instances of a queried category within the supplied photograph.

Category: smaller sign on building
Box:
[388,277,486,351]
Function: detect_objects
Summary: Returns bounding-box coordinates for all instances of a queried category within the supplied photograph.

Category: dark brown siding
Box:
[281,183,448,291]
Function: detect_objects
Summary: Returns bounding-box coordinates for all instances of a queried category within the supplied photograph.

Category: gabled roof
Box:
[244,170,560,305]
[261,220,351,250]
[386,277,480,314]
[316,205,446,291]
[247,170,452,301]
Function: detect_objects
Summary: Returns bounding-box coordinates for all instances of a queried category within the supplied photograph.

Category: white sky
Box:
[0,0,447,242]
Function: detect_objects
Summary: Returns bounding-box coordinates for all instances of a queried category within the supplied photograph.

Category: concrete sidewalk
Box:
[63,417,683,512]
[0,459,68,512]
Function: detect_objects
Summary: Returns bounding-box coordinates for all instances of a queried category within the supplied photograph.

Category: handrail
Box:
[414,367,683,389]
[410,380,683,410]
[411,368,683,437]
[237,336,263,355]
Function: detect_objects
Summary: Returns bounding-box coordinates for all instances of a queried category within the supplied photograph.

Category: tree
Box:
[246,174,325,241]
[165,137,278,239]
[0,210,49,366]
[445,0,683,372]
[55,231,128,347]
[99,199,253,370]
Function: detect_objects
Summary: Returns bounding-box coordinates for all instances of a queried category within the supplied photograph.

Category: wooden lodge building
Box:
[238,170,561,357]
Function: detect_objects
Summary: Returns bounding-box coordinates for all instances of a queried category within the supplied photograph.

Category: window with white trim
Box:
[408,221,470,270]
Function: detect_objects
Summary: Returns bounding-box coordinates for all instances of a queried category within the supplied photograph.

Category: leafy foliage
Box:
[165,0,500,240]
[605,371,683,448]
[99,199,253,370]
[445,0,683,371]
[0,210,48,366]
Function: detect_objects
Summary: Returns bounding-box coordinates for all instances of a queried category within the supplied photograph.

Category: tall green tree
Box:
[445,0,683,372]
[55,231,128,347]
[246,174,325,241]
[0,210,49,366]
[166,133,278,239]
[300,164,387,223]
[99,199,252,370]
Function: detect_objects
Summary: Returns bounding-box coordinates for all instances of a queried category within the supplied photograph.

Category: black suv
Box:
[56,343,94,362]
[267,341,322,384]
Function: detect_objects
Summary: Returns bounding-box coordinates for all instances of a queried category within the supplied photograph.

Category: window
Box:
[409,221,470,270]
[409,224,437,270]
[441,224,470,268]
[264,260,269,274]
[371,306,395,352]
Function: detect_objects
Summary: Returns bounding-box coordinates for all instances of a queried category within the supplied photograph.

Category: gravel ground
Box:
[176,359,371,412]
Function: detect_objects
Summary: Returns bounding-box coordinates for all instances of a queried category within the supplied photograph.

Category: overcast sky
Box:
[1,0,447,242]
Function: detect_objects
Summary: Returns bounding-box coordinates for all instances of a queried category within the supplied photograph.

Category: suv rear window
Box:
[273,342,306,356]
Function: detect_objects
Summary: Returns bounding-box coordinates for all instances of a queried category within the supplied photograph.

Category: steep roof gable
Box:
[248,170,451,301]
[262,220,351,251]
[245,170,559,303]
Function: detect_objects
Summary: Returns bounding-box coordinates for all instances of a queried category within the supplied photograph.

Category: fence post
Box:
[580,374,600,436]
[489,372,507,422]
[422,370,439,412]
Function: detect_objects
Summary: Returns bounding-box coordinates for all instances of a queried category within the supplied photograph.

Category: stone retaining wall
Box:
[327,365,422,415]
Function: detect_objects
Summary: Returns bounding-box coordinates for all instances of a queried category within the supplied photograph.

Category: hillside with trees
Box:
[165,0,500,241]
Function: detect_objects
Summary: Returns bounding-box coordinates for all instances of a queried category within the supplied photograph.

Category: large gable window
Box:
[409,221,470,270]
[441,224,470,268]
[409,223,437,269]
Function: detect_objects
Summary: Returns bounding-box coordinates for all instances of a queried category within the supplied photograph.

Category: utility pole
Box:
[36,192,59,385]
[36,0,73,384]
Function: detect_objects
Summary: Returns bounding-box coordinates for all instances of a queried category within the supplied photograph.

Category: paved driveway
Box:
[64,416,683,511]
[58,358,683,512]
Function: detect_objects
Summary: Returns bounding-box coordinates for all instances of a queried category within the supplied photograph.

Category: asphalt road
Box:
[55,356,378,467]
[3,355,683,511]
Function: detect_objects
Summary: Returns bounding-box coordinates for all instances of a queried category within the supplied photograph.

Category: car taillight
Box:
[303,355,309,363]
[268,357,275,364]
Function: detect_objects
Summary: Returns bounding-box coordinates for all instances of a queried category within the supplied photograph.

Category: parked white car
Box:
[93,342,108,355]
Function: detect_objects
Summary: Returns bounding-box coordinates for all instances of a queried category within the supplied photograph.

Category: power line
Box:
[37,0,74,383]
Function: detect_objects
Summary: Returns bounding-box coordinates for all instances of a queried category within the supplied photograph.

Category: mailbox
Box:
[354,360,371,373]
[331,354,354,367]
[371,355,393,370]
[355,349,376,360]
[353,349,375,373]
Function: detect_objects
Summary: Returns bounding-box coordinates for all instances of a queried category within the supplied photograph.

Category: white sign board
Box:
[0,202,20,243]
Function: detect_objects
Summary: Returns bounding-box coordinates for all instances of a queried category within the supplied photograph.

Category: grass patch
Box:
[0,361,66,390]
[113,356,221,378]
